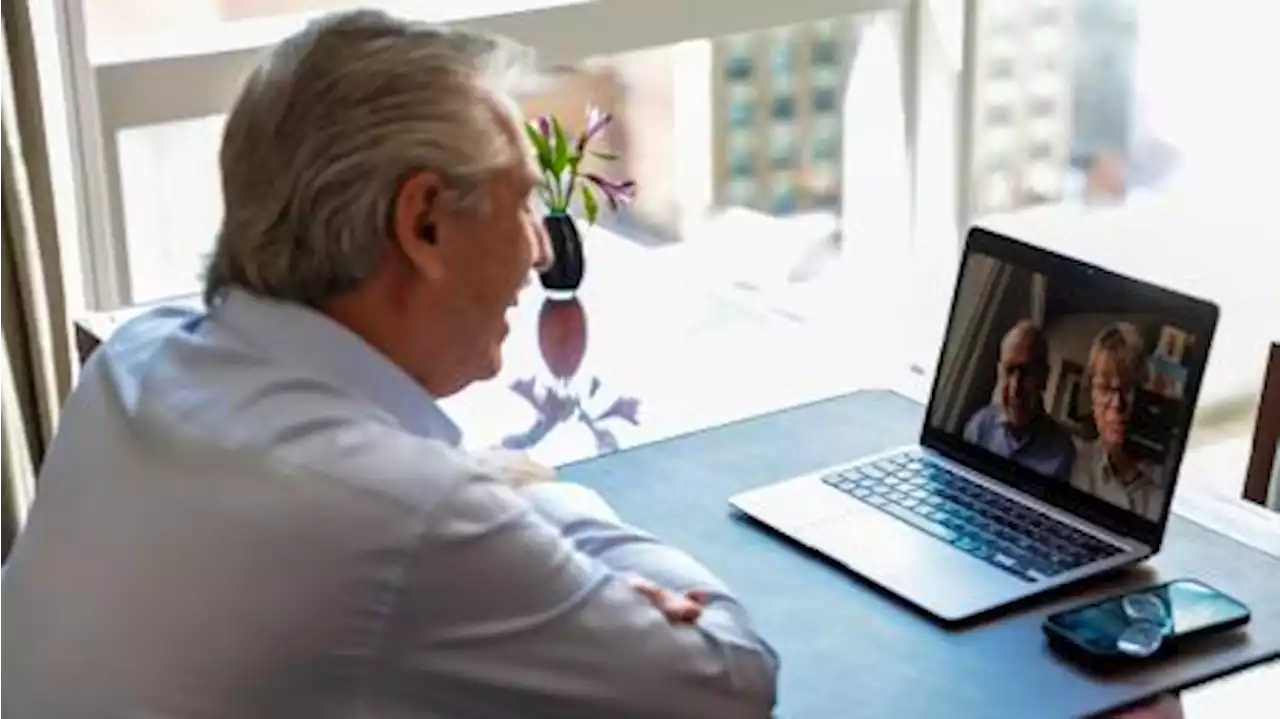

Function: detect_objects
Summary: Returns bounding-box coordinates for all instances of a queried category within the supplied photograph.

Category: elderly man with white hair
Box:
[2,11,778,717]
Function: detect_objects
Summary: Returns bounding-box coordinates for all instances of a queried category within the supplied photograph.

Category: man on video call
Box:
[964,320,1077,481]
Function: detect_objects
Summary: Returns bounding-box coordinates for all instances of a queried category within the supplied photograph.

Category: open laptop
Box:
[730,227,1219,623]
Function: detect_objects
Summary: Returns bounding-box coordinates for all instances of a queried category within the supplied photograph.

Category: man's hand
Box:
[471,448,558,489]
[623,574,709,625]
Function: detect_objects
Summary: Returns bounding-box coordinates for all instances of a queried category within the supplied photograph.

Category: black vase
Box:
[538,214,585,294]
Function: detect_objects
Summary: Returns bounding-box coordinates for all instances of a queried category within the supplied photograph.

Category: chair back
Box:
[1243,342,1280,509]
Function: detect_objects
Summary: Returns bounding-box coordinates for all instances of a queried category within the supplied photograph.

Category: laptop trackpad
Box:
[794,496,1025,619]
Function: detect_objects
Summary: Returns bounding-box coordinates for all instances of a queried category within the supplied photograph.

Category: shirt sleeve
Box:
[962,407,985,444]
[388,473,779,718]
[519,481,747,603]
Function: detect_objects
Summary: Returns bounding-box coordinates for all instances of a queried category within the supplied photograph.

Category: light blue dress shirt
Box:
[2,289,779,718]
[962,405,1077,482]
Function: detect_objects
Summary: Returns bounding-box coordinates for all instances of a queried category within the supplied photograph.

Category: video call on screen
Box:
[927,252,1200,522]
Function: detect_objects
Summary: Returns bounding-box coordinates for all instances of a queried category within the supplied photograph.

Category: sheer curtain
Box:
[2,0,76,558]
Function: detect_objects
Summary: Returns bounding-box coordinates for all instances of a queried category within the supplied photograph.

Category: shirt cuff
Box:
[520,482,622,527]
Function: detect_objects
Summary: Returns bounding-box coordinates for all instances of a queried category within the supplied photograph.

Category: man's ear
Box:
[393,170,447,280]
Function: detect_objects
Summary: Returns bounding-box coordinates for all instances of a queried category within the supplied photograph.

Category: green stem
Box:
[563,167,578,215]
[544,169,564,211]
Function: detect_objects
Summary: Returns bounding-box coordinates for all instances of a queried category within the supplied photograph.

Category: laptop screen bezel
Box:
[919,226,1220,550]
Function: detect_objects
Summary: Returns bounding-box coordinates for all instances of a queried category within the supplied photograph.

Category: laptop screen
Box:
[925,244,1207,526]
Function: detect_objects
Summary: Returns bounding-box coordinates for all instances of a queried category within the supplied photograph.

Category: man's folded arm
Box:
[392,473,779,718]
[520,482,756,609]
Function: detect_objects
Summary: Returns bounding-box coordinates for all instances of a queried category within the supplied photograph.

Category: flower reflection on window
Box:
[501,297,641,455]
[503,377,641,455]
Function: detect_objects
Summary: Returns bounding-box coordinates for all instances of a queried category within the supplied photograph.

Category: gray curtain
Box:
[2,0,75,559]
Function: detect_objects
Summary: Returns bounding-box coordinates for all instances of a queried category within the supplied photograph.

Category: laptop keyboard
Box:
[821,450,1123,583]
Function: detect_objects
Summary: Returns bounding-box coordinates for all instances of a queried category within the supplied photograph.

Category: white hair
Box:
[203,10,534,306]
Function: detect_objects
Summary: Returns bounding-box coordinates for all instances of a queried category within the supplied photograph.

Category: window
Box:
[1029,96,1057,118]
[1035,53,1061,75]
[984,104,1014,126]
[813,41,839,66]
[813,87,839,114]
[771,95,796,120]
[724,55,753,82]
[729,146,756,177]
[771,179,798,214]
[728,99,756,129]
[812,132,840,163]
[982,150,1008,173]
[725,178,757,207]
[987,58,1016,80]
[812,20,842,67]
[770,134,796,170]
[722,34,756,84]
[770,28,795,78]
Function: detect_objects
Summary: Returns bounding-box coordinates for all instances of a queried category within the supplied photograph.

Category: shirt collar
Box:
[212,289,462,446]
[1091,445,1156,496]
[998,411,1045,453]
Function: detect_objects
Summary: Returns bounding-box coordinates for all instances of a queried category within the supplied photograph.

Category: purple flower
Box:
[577,105,612,153]
[585,173,637,211]
[534,114,553,139]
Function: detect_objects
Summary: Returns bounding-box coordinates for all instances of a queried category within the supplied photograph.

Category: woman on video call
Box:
[1071,322,1166,520]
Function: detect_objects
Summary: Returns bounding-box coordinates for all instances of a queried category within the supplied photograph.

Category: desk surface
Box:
[561,390,1280,718]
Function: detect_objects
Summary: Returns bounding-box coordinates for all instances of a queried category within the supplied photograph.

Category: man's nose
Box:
[531,221,553,273]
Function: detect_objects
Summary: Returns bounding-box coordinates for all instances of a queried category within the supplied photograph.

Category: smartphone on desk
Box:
[1043,578,1250,671]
